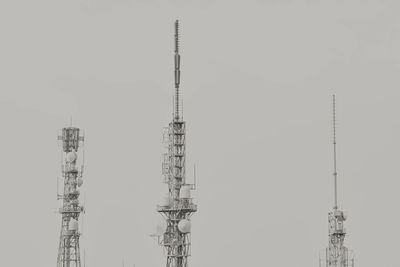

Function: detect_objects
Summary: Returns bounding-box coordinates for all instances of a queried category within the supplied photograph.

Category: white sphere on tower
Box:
[178,219,191,233]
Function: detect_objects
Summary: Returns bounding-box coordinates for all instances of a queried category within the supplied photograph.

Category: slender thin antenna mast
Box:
[174,19,181,120]
[332,94,338,210]
[319,95,354,267]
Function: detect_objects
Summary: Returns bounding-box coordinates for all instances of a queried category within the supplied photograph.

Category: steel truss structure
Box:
[155,20,197,267]
[57,127,85,267]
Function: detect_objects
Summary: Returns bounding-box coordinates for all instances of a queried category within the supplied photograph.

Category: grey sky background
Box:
[0,1,399,267]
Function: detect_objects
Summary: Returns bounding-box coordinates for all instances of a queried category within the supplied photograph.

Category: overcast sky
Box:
[0,1,399,267]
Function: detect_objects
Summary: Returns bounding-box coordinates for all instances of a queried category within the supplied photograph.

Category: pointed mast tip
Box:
[174,20,181,120]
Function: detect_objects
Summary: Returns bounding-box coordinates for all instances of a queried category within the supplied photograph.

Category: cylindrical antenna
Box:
[174,19,181,120]
[332,94,338,210]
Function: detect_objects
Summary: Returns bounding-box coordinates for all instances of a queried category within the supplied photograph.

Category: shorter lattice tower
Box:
[153,20,197,267]
[319,95,354,267]
[56,126,85,267]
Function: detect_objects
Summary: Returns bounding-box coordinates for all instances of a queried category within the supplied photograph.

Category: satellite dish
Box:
[178,219,191,233]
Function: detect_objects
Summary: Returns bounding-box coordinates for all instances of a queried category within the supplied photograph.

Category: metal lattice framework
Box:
[57,127,85,267]
[155,20,197,267]
[320,95,354,267]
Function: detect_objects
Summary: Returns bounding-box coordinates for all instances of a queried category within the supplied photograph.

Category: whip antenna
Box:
[333,94,338,210]
[174,20,181,120]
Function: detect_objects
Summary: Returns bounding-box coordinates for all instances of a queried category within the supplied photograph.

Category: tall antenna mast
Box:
[333,95,338,210]
[174,19,181,120]
[154,20,197,267]
[319,95,354,267]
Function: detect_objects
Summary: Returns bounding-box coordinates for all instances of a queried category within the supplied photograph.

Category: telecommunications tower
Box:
[319,95,354,267]
[154,20,197,267]
[56,126,85,267]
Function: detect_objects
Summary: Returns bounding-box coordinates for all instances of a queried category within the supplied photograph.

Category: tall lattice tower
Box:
[56,126,85,267]
[319,95,354,267]
[154,20,197,267]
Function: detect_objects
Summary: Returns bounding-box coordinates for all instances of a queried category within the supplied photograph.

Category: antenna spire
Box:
[332,94,338,210]
[174,19,181,120]
[155,20,197,267]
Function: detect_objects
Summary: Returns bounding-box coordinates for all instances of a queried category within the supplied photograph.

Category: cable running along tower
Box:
[57,126,85,267]
[320,95,354,267]
[155,20,197,267]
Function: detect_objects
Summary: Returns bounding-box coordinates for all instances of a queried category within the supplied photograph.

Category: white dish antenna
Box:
[178,219,191,233]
